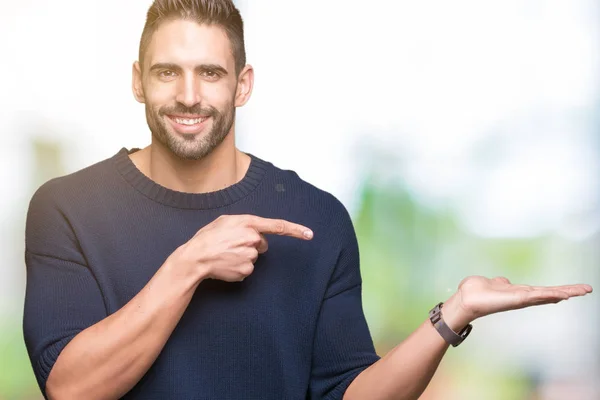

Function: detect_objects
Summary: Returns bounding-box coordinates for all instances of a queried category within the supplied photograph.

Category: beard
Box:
[146,99,235,161]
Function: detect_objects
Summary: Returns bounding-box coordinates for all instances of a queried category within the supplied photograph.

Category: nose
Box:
[175,73,201,108]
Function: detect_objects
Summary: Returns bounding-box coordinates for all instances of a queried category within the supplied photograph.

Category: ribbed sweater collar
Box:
[113,147,269,210]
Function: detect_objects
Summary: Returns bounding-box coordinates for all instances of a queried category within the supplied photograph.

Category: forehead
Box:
[145,19,234,70]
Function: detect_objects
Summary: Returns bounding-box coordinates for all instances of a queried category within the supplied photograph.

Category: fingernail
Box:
[304,230,313,239]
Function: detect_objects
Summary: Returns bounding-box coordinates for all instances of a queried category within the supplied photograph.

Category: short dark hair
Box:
[139,0,246,75]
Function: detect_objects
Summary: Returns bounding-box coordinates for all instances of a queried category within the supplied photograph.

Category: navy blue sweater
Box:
[23,148,380,399]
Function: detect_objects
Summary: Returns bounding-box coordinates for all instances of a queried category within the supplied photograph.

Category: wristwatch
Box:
[429,302,472,347]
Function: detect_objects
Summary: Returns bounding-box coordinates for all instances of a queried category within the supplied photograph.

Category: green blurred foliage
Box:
[352,177,571,399]
[0,320,40,400]
[355,178,549,353]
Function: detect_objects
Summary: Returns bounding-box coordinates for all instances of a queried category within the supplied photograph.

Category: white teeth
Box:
[174,117,206,125]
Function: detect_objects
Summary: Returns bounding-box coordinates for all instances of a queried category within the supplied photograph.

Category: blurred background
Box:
[1,0,599,399]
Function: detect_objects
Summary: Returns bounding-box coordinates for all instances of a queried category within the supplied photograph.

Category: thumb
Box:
[256,233,269,254]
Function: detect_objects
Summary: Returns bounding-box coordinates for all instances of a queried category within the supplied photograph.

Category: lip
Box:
[166,115,211,135]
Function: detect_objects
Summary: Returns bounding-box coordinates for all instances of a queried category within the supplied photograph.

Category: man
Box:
[22,1,592,399]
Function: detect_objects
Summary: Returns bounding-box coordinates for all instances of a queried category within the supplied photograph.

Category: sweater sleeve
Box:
[308,206,381,400]
[23,181,108,398]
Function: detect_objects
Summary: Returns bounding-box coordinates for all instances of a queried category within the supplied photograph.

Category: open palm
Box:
[454,276,593,321]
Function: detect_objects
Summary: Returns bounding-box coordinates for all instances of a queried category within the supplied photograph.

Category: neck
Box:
[130,130,251,194]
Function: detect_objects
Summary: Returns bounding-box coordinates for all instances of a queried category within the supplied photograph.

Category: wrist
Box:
[440,294,473,332]
[164,245,209,287]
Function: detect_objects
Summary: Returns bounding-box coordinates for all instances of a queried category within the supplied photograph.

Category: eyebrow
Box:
[149,63,229,76]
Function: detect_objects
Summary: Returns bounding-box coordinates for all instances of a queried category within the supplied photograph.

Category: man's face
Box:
[135,20,240,160]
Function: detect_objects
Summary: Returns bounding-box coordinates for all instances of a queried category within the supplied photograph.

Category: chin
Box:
[169,139,214,161]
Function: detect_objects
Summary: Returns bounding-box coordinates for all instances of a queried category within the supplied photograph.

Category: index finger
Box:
[244,216,313,240]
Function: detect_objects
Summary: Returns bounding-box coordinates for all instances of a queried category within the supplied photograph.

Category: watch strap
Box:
[429,302,472,347]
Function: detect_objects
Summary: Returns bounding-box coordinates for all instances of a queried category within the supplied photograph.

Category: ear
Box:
[132,61,145,104]
[234,64,254,107]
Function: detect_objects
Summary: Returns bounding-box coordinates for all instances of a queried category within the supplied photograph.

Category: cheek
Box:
[202,86,225,104]
[205,81,237,104]
[145,82,175,107]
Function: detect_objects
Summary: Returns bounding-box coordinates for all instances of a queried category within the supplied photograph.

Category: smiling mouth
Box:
[168,115,210,125]
[166,114,211,134]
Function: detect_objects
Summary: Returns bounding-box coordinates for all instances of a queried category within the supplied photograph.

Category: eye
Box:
[201,70,219,80]
[159,70,177,78]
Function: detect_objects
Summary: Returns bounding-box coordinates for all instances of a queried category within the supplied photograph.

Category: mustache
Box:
[159,104,218,117]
